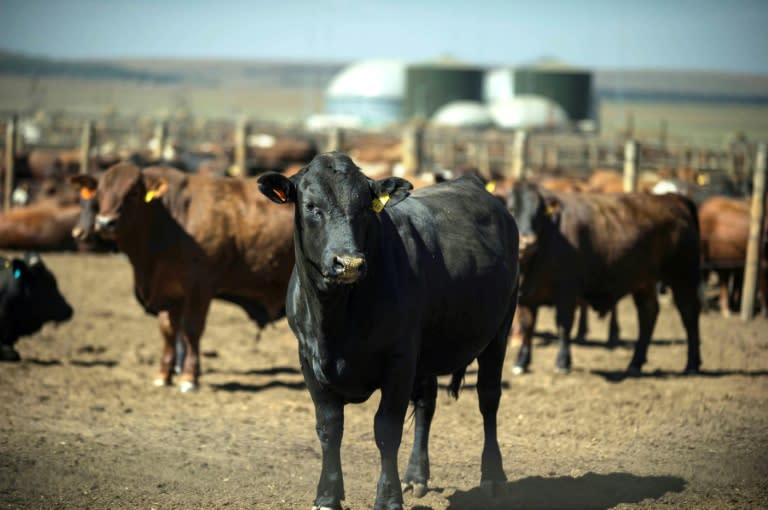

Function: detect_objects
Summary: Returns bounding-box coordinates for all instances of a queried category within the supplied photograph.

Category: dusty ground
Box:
[1,252,767,510]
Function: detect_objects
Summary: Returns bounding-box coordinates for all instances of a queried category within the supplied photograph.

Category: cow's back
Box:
[531,192,698,306]
[385,176,519,365]
[169,175,295,308]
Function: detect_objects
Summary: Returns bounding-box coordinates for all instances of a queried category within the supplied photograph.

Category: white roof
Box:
[326,59,406,99]
[489,95,569,129]
[431,101,493,128]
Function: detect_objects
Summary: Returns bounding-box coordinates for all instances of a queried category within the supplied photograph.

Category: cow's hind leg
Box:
[155,308,181,387]
[627,287,659,375]
[476,304,514,491]
[607,307,620,346]
[573,303,589,343]
[670,280,702,374]
[401,375,437,498]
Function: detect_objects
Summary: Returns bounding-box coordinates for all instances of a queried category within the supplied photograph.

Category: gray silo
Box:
[485,61,594,122]
[405,63,486,120]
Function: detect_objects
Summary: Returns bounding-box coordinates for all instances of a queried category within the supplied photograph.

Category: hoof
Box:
[625,365,642,377]
[153,378,171,387]
[402,481,427,498]
[311,506,339,510]
[683,366,700,376]
[511,365,527,375]
[554,366,570,374]
[179,380,198,393]
[0,347,21,362]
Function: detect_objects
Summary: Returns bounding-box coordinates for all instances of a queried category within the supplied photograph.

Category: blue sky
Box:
[1,0,767,74]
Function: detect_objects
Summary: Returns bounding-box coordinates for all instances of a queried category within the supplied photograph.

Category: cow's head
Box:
[68,174,99,242]
[505,180,560,260]
[258,152,412,290]
[90,162,169,239]
[1,252,73,360]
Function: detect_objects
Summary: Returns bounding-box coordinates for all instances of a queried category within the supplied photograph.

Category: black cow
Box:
[0,252,73,361]
[257,152,519,510]
[506,181,701,375]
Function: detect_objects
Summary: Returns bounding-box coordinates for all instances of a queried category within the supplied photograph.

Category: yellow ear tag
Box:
[273,189,287,203]
[79,188,96,200]
[371,193,390,213]
[546,204,558,216]
[144,190,157,203]
[485,180,497,193]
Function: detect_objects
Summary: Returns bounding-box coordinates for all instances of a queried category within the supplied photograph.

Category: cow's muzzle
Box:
[519,234,538,259]
[327,254,366,284]
[95,215,118,236]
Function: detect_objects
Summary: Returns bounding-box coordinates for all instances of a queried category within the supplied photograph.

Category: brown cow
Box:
[0,203,80,251]
[72,163,295,392]
[506,181,702,375]
[698,195,767,316]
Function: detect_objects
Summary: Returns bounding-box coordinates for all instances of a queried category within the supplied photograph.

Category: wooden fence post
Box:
[3,115,17,211]
[233,118,250,177]
[623,139,639,192]
[80,120,93,174]
[740,142,767,321]
[402,122,424,175]
[153,119,169,161]
[326,127,344,152]
[510,130,528,180]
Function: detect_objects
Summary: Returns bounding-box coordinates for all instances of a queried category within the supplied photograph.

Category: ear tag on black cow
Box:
[546,204,558,216]
[144,190,158,203]
[13,269,21,279]
[273,189,288,203]
[485,181,497,193]
[80,188,96,200]
[372,193,390,213]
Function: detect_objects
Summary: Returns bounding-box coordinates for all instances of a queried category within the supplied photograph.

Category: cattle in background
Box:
[257,152,519,510]
[506,181,701,375]
[0,252,73,361]
[698,195,767,317]
[0,202,80,251]
[71,163,295,392]
[247,133,318,174]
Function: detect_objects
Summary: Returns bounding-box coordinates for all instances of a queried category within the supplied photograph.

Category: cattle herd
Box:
[0,132,766,510]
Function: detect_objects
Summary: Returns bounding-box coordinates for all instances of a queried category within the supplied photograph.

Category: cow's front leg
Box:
[373,367,413,510]
[155,308,181,387]
[554,299,576,373]
[178,295,211,393]
[300,356,345,510]
[512,305,537,374]
[402,375,437,498]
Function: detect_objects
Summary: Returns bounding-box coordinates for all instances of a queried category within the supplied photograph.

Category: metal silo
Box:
[405,63,485,120]
[512,61,593,121]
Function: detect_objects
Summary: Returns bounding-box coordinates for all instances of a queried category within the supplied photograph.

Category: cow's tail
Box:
[447,366,467,400]
[682,196,707,309]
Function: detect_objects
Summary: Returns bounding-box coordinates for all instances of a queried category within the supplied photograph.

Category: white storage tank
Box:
[430,100,493,129]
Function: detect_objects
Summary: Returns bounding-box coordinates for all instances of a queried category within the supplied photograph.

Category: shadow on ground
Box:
[446,472,685,510]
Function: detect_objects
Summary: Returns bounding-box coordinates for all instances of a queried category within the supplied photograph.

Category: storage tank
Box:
[324,59,406,128]
[485,61,593,122]
[430,100,493,129]
[489,95,569,130]
[404,63,485,119]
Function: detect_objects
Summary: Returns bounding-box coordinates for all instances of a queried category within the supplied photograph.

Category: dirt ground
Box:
[1,252,767,510]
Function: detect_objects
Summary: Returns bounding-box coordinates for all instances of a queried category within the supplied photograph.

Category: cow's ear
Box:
[68,175,98,200]
[543,194,561,218]
[258,172,296,204]
[369,177,413,212]
[142,174,169,202]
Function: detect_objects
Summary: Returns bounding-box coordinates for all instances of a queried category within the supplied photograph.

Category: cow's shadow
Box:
[593,368,768,383]
[443,471,686,510]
